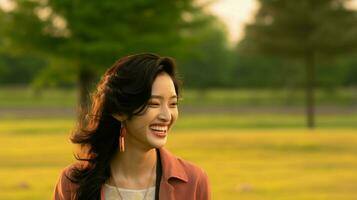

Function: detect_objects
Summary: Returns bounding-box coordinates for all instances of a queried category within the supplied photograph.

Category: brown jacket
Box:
[53,148,211,200]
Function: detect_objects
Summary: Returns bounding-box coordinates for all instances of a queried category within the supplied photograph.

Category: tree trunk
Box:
[77,66,94,123]
[305,51,315,129]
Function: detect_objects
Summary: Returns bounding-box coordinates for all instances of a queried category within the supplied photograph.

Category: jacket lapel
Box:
[159,179,176,200]
[158,148,188,200]
[159,148,188,182]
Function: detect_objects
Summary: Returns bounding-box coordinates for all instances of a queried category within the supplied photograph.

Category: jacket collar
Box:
[158,148,188,183]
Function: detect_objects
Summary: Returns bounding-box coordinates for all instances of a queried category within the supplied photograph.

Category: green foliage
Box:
[336,56,357,86]
[0,54,46,85]
[241,0,357,57]
[237,0,357,88]
[238,0,357,127]
[0,0,232,90]
[176,17,234,88]
[232,54,357,88]
[231,55,303,88]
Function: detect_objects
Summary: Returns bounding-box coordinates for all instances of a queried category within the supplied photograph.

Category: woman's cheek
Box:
[146,108,159,121]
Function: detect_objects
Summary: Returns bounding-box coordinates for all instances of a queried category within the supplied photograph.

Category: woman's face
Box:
[118,72,178,150]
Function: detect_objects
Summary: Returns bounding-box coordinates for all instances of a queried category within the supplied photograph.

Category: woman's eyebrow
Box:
[151,95,177,99]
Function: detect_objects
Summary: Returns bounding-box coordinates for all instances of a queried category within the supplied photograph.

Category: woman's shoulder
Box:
[58,162,84,180]
[176,157,208,179]
[159,148,208,182]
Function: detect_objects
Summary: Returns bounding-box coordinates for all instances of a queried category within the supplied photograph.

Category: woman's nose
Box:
[158,106,171,121]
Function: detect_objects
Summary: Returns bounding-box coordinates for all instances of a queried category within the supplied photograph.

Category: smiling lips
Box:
[149,125,168,138]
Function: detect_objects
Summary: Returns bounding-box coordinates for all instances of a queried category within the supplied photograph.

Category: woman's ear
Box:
[112,113,128,121]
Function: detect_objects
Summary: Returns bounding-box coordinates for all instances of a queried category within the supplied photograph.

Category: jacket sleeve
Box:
[196,169,211,200]
[52,166,77,200]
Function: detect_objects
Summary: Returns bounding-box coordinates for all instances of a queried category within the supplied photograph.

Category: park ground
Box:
[0,118,357,200]
[0,87,356,199]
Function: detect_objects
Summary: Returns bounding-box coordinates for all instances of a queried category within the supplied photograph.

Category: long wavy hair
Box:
[68,53,181,200]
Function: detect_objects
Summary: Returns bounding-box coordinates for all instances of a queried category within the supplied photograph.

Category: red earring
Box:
[119,123,126,152]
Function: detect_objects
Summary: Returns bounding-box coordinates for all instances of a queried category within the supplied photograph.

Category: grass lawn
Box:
[0,118,357,200]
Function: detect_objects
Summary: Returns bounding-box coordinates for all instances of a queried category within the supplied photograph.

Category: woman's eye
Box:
[148,101,178,107]
[149,102,160,106]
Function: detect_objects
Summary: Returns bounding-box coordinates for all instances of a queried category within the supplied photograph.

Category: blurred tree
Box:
[0,5,43,85]
[176,16,234,89]
[343,58,357,86]
[1,0,226,119]
[239,0,357,128]
[0,54,46,85]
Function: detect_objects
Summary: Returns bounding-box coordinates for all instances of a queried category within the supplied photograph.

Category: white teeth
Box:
[150,125,167,132]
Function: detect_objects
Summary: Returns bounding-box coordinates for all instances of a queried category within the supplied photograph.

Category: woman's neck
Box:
[109,147,157,189]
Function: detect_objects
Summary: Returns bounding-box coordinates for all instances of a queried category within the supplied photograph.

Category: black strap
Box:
[155,148,162,200]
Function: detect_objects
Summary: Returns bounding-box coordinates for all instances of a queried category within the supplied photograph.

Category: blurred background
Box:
[0,0,357,199]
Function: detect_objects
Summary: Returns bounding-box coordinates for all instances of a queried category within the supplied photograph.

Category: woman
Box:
[53,53,211,200]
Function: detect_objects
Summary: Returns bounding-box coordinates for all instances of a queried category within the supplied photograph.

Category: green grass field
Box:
[1,118,357,200]
[1,87,356,199]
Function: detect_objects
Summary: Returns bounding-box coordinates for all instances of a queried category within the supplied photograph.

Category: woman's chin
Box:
[147,132,168,148]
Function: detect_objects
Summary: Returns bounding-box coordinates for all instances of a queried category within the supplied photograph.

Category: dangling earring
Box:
[119,122,126,152]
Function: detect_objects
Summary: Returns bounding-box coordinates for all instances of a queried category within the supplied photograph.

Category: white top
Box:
[103,184,155,200]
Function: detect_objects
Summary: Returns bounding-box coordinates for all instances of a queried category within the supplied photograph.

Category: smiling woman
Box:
[112,72,179,151]
[52,53,211,200]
